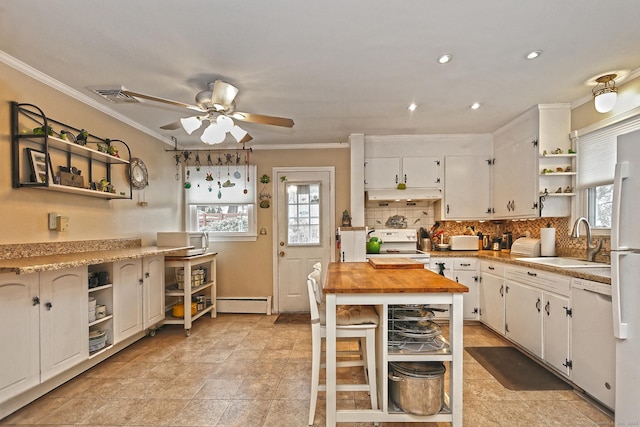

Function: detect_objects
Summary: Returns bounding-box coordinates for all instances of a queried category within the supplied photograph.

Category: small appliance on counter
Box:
[510,237,541,257]
[157,231,209,256]
[501,231,513,251]
[449,235,479,251]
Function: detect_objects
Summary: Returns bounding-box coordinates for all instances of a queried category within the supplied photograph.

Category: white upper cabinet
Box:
[364,156,441,190]
[441,155,492,220]
[492,104,570,219]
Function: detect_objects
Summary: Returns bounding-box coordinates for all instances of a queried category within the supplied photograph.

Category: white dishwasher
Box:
[571,278,615,410]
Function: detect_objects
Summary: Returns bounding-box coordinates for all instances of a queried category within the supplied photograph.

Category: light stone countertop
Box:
[425,250,611,284]
[0,246,191,275]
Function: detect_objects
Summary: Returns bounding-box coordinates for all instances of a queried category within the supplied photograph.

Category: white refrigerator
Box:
[612,129,640,424]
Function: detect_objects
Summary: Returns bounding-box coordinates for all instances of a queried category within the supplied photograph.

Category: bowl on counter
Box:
[436,244,450,251]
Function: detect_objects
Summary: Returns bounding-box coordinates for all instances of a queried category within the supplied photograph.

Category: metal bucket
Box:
[388,361,445,415]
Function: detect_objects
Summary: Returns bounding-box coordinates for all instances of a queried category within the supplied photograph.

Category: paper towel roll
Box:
[540,228,556,256]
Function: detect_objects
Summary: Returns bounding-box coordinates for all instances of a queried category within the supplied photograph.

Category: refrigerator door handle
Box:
[612,161,630,251]
[611,251,628,339]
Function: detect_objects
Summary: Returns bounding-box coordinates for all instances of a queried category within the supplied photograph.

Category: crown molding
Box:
[0,50,173,145]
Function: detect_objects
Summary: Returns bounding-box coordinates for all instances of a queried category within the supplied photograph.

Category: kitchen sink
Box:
[515,257,610,268]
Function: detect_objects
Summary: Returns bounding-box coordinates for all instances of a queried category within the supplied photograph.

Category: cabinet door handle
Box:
[32,296,40,306]
[536,298,541,312]
[145,272,150,278]
[527,271,537,277]
[446,204,450,214]
[545,300,550,316]
[488,266,495,270]
[499,285,504,297]
[460,263,471,267]
[45,302,53,311]
[404,174,407,184]
[395,174,398,184]
[139,279,144,285]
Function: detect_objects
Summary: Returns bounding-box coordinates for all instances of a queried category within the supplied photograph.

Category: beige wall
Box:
[210,148,350,298]
[1,60,352,301]
[0,61,182,245]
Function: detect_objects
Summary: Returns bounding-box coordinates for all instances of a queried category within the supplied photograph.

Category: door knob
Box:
[279,251,285,257]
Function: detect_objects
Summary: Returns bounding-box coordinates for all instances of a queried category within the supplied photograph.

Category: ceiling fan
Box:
[121,80,294,144]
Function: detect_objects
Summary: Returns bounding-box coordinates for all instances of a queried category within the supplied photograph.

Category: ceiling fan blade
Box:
[122,90,206,112]
[239,133,253,144]
[231,111,294,128]
[159,120,182,130]
[211,80,239,109]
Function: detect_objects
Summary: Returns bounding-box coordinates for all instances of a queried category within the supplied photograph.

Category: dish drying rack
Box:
[388,305,450,354]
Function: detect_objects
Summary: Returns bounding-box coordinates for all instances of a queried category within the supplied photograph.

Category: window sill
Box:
[208,235,258,243]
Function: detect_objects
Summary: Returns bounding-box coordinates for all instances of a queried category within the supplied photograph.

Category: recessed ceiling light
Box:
[408,103,417,112]
[437,54,452,64]
[470,102,481,110]
[525,50,542,60]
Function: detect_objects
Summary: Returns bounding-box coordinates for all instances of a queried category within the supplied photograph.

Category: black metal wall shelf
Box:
[10,102,133,200]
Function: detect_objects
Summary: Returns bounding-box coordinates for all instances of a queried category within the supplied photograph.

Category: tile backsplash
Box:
[364,206,610,263]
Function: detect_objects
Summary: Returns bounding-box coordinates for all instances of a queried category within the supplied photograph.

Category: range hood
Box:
[365,188,442,205]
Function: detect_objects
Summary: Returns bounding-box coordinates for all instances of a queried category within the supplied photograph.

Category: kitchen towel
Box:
[540,227,556,256]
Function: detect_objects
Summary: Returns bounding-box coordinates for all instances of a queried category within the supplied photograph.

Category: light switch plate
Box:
[48,212,58,230]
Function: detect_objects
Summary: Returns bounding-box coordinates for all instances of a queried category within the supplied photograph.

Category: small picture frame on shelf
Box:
[26,148,53,184]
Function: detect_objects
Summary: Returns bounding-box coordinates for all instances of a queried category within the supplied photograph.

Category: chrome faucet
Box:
[571,217,603,261]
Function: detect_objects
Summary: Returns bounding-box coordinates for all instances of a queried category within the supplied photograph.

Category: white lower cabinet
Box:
[479,261,505,334]
[0,267,88,404]
[143,255,165,330]
[113,259,144,343]
[0,272,40,403]
[504,266,571,375]
[542,292,570,375]
[39,267,89,382]
[429,258,478,320]
[505,280,543,358]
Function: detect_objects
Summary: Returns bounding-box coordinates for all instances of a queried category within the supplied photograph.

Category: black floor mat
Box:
[465,346,572,391]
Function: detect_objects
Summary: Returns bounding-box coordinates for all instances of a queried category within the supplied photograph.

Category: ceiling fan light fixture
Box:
[201,123,226,144]
[230,125,248,143]
[216,115,235,132]
[180,116,203,135]
[593,74,618,113]
[230,112,246,120]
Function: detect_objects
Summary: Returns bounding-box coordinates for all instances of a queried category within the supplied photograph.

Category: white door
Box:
[505,281,543,358]
[479,272,505,334]
[542,292,570,375]
[0,272,40,402]
[113,259,143,343]
[275,168,334,313]
[39,267,88,382]
[143,255,165,329]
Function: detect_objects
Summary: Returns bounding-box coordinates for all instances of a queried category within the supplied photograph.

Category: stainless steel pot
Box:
[388,362,445,415]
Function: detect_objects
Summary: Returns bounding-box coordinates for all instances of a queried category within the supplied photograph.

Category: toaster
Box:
[449,235,479,251]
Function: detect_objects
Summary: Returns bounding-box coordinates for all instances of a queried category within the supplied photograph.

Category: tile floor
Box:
[0,314,613,426]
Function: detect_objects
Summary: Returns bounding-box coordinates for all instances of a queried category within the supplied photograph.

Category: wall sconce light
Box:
[592,74,618,113]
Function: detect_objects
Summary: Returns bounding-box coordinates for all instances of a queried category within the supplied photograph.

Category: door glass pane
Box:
[287,182,321,245]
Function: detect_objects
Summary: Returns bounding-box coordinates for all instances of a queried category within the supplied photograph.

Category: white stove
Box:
[367,228,430,261]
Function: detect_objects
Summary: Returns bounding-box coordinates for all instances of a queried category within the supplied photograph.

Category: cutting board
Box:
[368,258,425,269]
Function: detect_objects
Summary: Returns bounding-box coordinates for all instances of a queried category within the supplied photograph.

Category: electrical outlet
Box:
[48,212,58,230]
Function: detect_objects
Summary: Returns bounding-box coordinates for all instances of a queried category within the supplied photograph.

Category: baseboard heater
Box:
[216,296,272,315]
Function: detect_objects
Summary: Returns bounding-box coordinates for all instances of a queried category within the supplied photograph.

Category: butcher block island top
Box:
[325,262,468,294]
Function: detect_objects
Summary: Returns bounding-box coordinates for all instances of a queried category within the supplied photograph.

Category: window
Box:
[588,184,613,228]
[185,164,257,241]
[576,114,640,231]
[286,183,321,245]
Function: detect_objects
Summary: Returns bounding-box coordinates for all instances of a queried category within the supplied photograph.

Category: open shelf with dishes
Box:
[10,102,132,200]
[87,265,114,358]
[538,151,576,216]
[163,252,217,336]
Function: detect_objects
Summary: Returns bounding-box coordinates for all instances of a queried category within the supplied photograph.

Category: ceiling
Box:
[1,0,640,150]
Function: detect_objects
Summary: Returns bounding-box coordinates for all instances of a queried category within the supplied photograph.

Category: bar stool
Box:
[306,269,378,425]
